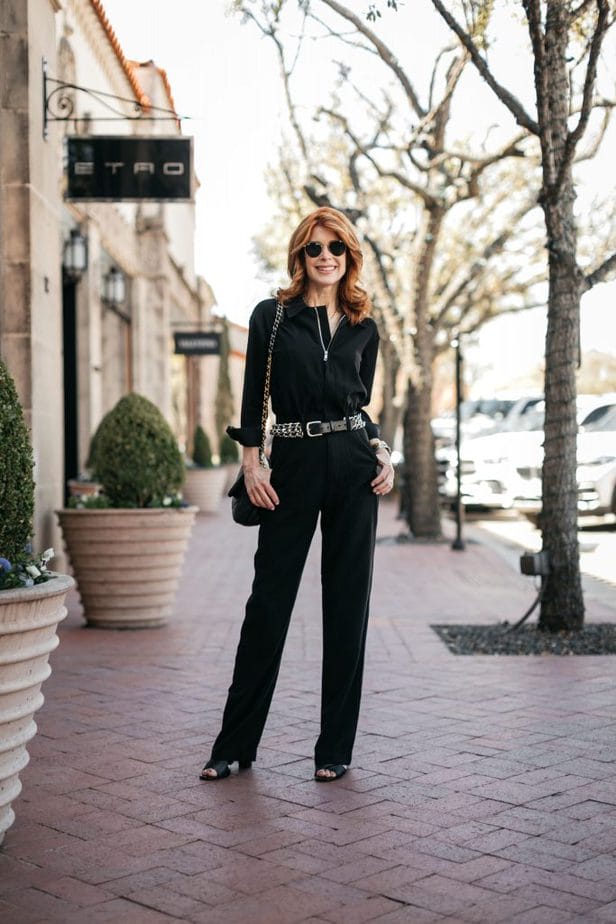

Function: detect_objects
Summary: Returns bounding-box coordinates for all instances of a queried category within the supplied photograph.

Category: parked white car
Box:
[431,396,522,447]
[515,404,616,519]
[439,395,616,514]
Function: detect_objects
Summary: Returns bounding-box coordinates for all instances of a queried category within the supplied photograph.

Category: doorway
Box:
[62,277,78,503]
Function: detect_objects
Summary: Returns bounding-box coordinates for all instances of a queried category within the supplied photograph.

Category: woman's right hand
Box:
[243,447,279,510]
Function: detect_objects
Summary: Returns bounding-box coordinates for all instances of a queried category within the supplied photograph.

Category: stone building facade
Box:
[1,0,232,560]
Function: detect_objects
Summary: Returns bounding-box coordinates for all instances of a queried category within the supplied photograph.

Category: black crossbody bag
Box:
[227,299,284,526]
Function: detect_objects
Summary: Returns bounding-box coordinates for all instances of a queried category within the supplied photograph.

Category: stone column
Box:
[0,0,63,558]
[136,211,171,414]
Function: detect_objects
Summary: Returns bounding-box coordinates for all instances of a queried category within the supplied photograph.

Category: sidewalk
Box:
[2,500,616,924]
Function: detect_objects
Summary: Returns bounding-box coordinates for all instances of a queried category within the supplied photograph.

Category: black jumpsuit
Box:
[210,295,380,768]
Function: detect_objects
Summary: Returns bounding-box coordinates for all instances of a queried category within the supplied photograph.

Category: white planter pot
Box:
[56,507,197,629]
[182,467,228,514]
[0,574,73,845]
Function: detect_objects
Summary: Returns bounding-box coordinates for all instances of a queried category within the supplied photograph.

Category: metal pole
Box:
[451,336,465,551]
[42,58,49,140]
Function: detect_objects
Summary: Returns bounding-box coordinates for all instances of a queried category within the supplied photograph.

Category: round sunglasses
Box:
[304,240,347,258]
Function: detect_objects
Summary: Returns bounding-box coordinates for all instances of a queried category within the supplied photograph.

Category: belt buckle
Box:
[306,420,323,437]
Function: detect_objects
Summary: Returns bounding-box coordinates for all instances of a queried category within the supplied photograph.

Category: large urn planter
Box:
[0,574,74,845]
[57,507,197,629]
[182,467,228,514]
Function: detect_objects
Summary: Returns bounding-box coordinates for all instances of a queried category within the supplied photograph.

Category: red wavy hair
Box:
[278,207,371,325]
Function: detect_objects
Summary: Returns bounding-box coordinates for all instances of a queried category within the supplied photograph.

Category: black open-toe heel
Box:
[200,759,230,781]
[314,764,348,782]
[199,758,253,781]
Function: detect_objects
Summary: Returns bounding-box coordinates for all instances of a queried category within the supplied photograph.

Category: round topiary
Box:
[91,393,184,507]
[192,425,213,468]
[85,413,105,473]
[219,431,239,464]
[0,360,35,561]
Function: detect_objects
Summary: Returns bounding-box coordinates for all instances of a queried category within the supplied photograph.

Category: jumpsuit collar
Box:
[284,296,367,326]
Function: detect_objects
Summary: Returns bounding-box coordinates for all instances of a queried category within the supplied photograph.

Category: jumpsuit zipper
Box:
[314,309,345,361]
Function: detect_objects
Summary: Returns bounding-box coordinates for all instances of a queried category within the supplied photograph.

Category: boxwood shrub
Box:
[192,425,213,468]
[219,431,239,464]
[90,393,184,507]
[0,361,35,561]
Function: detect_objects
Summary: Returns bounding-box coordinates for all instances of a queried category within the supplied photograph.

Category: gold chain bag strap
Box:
[229,298,284,525]
[258,298,284,468]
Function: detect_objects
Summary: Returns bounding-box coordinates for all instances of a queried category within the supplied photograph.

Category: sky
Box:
[100,0,616,385]
[100,0,287,322]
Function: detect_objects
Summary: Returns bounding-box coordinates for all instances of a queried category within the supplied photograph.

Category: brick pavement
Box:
[2,499,616,923]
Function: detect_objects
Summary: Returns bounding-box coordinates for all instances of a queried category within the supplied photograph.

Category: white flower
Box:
[41,548,54,562]
[26,564,41,578]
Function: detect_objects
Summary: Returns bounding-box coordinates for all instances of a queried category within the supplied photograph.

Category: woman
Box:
[201,207,394,782]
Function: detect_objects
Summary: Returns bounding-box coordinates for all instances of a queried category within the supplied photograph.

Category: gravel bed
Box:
[432,623,616,655]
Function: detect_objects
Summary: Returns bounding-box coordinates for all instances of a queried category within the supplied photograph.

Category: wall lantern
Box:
[62,228,88,280]
[101,266,127,308]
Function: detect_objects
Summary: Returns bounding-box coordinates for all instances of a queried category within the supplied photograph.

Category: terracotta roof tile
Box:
[89,0,150,109]
[129,60,179,119]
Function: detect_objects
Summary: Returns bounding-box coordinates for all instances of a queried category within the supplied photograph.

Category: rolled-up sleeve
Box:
[226,300,272,447]
[359,322,380,439]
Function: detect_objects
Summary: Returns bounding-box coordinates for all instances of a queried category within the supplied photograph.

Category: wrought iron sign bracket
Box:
[42,58,188,140]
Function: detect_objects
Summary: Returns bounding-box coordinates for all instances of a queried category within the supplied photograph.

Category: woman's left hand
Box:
[371,447,395,495]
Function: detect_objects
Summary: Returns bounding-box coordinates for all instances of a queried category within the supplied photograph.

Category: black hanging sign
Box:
[66,136,193,201]
[173,332,221,356]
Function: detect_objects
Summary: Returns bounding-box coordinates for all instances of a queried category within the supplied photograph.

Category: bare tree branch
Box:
[306,11,378,55]
[319,107,440,207]
[319,0,426,117]
[408,52,467,162]
[449,299,546,345]
[522,0,556,184]
[452,137,531,205]
[573,105,612,162]
[429,0,540,135]
[428,44,458,110]
[584,250,616,289]
[556,0,610,192]
[569,0,597,23]
[433,193,541,323]
[238,6,310,161]
[441,130,530,165]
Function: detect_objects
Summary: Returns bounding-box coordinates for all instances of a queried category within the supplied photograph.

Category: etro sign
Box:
[66,136,193,201]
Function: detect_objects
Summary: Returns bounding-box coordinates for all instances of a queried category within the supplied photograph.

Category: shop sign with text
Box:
[173,332,221,356]
[66,136,193,201]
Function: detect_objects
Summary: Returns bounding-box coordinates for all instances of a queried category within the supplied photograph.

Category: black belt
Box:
[271,413,365,438]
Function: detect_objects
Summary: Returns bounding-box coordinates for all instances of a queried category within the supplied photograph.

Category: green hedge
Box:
[0,361,35,561]
[90,393,184,507]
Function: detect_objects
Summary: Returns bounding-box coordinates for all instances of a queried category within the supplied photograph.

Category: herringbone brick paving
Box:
[2,499,616,923]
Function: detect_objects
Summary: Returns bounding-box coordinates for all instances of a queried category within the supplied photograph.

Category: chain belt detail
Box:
[271,413,365,439]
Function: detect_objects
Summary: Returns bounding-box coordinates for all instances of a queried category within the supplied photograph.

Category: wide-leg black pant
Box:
[210,428,379,768]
